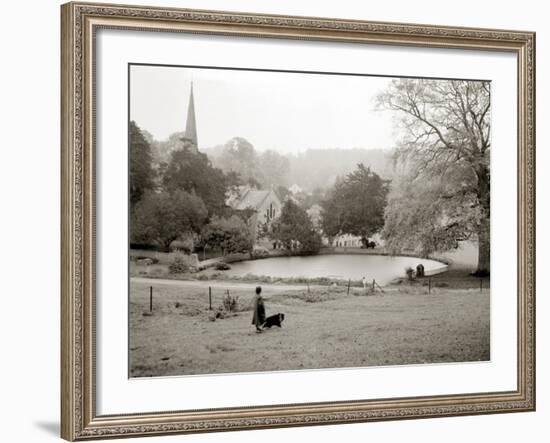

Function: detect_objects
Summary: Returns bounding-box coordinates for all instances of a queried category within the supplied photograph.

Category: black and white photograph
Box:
[128,64,491,377]
[1,0,545,441]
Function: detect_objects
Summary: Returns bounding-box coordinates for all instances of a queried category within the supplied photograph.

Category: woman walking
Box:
[251,286,266,333]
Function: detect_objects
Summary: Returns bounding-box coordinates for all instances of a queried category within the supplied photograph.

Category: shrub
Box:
[169,253,190,274]
[134,256,159,264]
[304,291,323,303]
[222,292,239,312]
[215,262,231,271]
[201,215,254,255]
[278,288,341,303]
[250,247,270,259]
[131,190,207,251]
[136,258,154,266]
[405,266,415,280]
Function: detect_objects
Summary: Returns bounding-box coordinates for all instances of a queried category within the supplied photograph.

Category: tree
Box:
[286,148,393,191]
[211,139,291,190]
[275,185,290,202]
[217,137,264,185]
[301,187,326,210]
[377,79,490,274]
[258,150,290,188]
[321,164,389,240]
[383,172,480,257]
[131,190,207,251]
[269,199,322,255]
[162,148,229,216]
[129,121,155,208]
[201,215,254,255]
[148,131,185,165]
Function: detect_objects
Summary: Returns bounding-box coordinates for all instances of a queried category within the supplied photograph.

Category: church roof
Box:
[234,189,271,210]
[230,188,281,211]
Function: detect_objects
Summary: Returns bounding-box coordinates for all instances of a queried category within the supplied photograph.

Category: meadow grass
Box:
[129,279,490,377]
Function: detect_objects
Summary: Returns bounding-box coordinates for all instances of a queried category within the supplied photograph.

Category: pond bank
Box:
[131,247,463,288]
[214,254,447,286]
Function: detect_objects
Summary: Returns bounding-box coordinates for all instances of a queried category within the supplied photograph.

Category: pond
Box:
[224,254,446,285]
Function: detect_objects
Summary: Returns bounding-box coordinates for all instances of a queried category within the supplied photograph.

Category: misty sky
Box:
[130,64,397,154]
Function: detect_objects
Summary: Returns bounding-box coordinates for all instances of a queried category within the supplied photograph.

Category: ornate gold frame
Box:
[61,2,536,440]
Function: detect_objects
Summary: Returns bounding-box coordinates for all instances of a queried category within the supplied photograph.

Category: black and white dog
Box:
[262,313,285,328]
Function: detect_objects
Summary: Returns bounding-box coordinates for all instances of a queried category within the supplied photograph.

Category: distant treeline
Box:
[142,128,395,192]
[284,148,395,190]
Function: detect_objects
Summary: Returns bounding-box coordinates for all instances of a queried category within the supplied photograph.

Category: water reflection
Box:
[225,254,445,285]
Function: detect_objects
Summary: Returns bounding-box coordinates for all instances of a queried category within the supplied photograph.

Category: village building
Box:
[331,233,363,248]
[227,186,282,248]
[329,232,384,249]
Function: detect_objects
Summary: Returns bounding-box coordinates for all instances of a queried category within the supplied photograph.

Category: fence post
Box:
[347,279,351,296]
[209,286,212,310]
[480,279,483,293]
[307,283,310,294]
[428,278,432,294]
[149,286,153,313]
[372,279,375,293]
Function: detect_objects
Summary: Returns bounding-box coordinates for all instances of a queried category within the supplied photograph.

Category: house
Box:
[330,232,384,249]
[227,186,282,247]
[331,233,363,248]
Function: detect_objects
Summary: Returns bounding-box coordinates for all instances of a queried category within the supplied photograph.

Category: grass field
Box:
[129,278,490,377]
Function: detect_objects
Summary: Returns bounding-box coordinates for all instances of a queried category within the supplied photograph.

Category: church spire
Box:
[182,81,198,151]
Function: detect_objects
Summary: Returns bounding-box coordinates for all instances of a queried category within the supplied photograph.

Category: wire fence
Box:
[139,275,489,316]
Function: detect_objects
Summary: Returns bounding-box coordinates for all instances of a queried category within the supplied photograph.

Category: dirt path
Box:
[131,276,312,291]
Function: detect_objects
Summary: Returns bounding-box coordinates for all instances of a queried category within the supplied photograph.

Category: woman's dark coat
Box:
[251,295,266,327]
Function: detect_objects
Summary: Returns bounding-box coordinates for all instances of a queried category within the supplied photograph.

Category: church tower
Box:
[181,82,198,152]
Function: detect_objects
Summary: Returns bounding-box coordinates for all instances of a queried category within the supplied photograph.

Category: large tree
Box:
[321,163,389,240]
[383,171,480,257]
[216,137,264,187]
[131,190,207,251]
[378,79,490,274]
[258,150,290,188]
[269,199,322,256]
[211,139,291,190]
[129,121,155,208]
[162,149,231,216]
